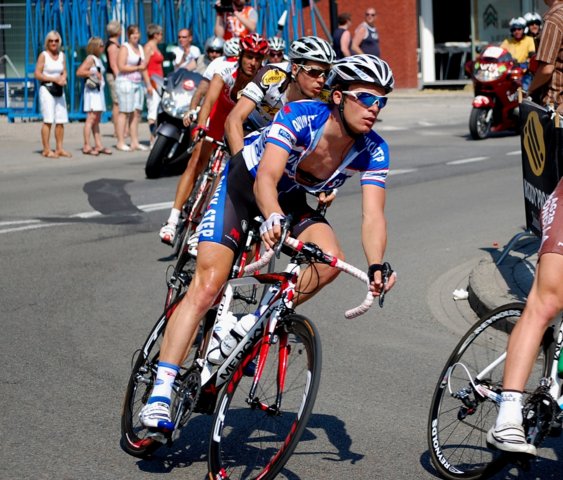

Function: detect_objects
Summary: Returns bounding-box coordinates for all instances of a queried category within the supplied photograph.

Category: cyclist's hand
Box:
[259,213,285,250]
[191,125,207,140]
[317,189,337,210]
[184,108,199,127]
[368,262,396,298]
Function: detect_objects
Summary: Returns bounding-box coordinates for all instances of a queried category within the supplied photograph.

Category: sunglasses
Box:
[270,51,284,57]
[178,35,188,39]
[343,90,387,109]
[511,27,524,31]
[299,64,331,79]
[48,39,60,43]
[366,13,376,17]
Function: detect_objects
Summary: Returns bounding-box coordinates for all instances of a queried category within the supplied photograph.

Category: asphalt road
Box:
[2,92,561,479]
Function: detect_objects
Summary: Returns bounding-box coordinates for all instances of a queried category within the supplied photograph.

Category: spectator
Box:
[525,11,543,49]
[34,30,71,158]
[115,24,151,152]
[332,12,352,59]
[266,36,286,64]
[76,37,111,155]
[173,28,201,71]
[194,36,225,75]
[351,8,381,57]
[104,20,122,139]
[527,0,563,111]
[501,17,535,65]
[144,24,165,144]
[214,0,257,40]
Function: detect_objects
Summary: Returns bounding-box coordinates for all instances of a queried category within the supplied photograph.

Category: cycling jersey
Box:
[241,100,390,194]
[203,56,236,81]
[241,62,291,130]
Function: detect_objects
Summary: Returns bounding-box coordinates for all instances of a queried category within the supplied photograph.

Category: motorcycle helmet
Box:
[330,54,394,93]
[239,33,269,56]
[509,17,527,31]
[524,12,542,26]
[205,36,224,54]
[289,36,335,65]
[223,37,241,58]
[267,36,286,53]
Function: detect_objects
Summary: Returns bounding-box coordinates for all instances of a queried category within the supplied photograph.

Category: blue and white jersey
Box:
[241,100,389,194]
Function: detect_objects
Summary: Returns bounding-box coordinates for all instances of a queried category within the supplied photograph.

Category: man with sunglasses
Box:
[352,8,381,57]
[225,36,335,156]
[173,28,201,71]
[140,54,397,430]
[501,17,535,66]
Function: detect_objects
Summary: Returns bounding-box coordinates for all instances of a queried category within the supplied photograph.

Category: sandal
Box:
[42,150,58,158]
[82,148,99,156]
[116,144,132,152]
[97,147,113,155]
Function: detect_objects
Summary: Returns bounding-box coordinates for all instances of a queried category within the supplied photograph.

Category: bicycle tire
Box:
[121,296,200,458]
[427,302,550,480]
[208,313,322,480]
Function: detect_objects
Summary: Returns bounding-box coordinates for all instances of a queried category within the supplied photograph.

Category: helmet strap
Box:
[337,93,360,139]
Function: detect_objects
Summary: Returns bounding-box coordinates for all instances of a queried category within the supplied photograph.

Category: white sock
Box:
[495,390,523,427]
[148,362,179,405]
[167,208,181,226]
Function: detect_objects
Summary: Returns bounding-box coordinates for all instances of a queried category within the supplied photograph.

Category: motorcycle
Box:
[465,45,524,140]
[145,68,203,178]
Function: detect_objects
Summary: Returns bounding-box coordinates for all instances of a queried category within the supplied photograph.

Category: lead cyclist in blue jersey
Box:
[140,54,398,430]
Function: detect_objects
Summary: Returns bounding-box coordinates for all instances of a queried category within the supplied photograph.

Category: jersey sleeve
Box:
[358,133,390,188]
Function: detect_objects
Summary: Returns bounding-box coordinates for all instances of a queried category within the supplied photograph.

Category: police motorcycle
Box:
[145,68,203,179]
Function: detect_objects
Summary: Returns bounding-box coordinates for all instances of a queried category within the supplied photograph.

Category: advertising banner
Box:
[519,100,562,235]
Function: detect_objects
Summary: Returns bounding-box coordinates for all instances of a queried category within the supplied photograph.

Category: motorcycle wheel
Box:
[145,134,174,179]
[469,107,492,140]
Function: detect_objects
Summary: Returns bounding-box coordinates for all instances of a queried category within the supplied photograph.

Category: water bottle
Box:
[219,313,258,359]
[207,311,238,364]
[558,353,563,377]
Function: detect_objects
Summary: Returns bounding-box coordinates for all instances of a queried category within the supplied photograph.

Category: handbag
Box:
[85,76,100,90]
[42,81,63,97]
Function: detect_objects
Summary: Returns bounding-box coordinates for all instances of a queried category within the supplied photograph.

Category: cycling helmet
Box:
[223,37,241,58]
[289,36,336,65]
[268,36,286,52]
[239,33,269,56]
[205,36,224,53]
[330,54,394,93]
[524,12,542,26]
[509,17,527,30]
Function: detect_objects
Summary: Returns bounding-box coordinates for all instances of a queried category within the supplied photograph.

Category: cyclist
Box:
[140,54,397,430]
[225,36,336,155]
[159,34,268,245]
[487,177,563,455]
[266,36,287,64]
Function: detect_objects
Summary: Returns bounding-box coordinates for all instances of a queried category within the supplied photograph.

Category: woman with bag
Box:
[115,24,152,152]
[34,30,71,158]
[76,37,112,156]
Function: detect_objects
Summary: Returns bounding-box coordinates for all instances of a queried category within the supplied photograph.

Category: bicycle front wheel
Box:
[208,314,322,480]
[427,302,549,480]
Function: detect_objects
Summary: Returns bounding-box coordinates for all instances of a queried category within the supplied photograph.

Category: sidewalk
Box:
[467,231,539,317]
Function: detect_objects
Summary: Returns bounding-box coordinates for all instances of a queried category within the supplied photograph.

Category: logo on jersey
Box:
[262,105,280,117]
[278,128,293,143]
[262,69,287,86]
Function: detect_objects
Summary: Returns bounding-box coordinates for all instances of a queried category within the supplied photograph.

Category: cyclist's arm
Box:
[195,74,224,129]
[225,96,256,153]
[254,143,289,247]
[189,79,210,110]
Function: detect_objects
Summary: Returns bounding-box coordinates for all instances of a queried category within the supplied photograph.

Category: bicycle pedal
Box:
[146,429,172,444]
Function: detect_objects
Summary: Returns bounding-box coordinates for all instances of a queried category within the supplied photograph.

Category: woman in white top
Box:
[34,30,71,158]
[115,24,152,152]
[77,37,112,155]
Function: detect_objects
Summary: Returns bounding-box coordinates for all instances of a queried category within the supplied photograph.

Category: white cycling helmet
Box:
[268,36,286,52]
[223,37,241,57]
[509,17,527,30]
[289,36,335,65]
[330,54,394,93]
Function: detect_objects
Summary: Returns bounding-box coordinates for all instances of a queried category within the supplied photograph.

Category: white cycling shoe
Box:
[486,423,537,455]
[159,222,177,246]
[139,401,175,431]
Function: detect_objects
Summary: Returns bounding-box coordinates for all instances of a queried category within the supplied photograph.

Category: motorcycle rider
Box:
[194,36,224,75]
[159,34,268,245]
[225,36,336,155]
[525,11,543,49]
[501,17,536,66]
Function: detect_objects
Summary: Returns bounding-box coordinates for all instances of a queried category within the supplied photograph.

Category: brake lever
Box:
[274,215,292,259]
[377,262,393,308]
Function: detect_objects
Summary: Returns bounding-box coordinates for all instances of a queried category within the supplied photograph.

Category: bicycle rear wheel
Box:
[427,302,549,480]
[208,314,321,480]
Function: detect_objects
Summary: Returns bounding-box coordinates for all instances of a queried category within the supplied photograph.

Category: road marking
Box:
[389,168,417,175]
[0,202,173,235]
[506,150,521,156]
[377,125,408,131]
[446,156,489,165]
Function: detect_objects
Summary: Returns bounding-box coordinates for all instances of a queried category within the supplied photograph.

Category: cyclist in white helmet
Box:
[139,54,396,431]
[225,35,336,155]
[266,36,287,64]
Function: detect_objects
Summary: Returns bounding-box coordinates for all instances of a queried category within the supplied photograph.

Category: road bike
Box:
[164,134,230,309]
[121,220,388,479]
[428,302,563,479]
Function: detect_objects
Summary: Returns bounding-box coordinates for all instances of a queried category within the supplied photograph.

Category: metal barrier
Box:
[0,0,324,122]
